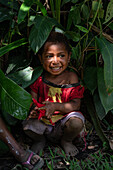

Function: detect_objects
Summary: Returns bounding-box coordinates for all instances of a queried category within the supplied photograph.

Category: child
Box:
[23,31,85,156]
[0,116,44,169]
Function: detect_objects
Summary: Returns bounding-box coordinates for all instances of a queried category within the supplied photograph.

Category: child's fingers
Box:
[38,107,46,110]
[42,101,50,104]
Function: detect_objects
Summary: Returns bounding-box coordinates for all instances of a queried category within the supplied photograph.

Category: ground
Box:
[0,118,113,170]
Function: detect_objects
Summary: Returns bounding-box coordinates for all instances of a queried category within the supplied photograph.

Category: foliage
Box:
[45,147,113,169]
[0,69,32,120]
[0,0,113,145]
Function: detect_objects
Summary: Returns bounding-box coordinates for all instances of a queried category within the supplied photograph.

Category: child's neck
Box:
[44,70,69,85]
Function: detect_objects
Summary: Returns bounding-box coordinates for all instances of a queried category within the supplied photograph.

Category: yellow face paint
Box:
[48,86,62,103]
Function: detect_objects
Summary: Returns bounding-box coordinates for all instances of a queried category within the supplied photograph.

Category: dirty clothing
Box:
[23,75,85,142]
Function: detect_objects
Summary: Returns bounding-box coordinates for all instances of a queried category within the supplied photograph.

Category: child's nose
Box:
[52,56,59,63]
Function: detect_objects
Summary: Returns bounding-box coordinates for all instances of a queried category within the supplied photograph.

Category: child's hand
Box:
[38,101,56,119]
[27,106,38,119]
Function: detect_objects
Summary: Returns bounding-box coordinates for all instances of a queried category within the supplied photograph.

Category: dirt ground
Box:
[1,118,112,170]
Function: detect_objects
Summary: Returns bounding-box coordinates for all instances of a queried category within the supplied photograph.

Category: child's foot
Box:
[21,149,44,169]
[61,139,79,156]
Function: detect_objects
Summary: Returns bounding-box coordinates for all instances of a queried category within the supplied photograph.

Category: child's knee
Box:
[65,117,84,131]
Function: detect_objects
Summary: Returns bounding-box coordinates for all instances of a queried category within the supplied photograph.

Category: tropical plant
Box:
[0,0,113,147]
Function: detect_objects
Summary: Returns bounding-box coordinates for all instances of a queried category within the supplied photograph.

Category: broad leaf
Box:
[93,90,106,120]
[0,69,32,120]
[84,67,97,94]
[0,38,28,57]
[97,67,113,114]
[29,15,57,53]
[7,66,43,88]
[96,37,113,94]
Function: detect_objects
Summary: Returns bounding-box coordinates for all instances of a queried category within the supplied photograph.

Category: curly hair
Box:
[38,31,71,55]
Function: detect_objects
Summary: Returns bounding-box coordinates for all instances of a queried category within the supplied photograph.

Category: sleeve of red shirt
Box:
[69,85,85,101]
[30,76,41,93]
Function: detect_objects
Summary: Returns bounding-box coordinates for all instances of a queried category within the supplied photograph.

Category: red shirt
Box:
[30,75,84,125]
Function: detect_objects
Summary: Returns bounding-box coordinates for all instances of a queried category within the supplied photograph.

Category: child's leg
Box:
[61,117,84,156]
[23,119,47,154]
[0,117,44,169]
[24,130,46,154]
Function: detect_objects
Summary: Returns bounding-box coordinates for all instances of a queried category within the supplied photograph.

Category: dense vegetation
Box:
[0,0,113,154]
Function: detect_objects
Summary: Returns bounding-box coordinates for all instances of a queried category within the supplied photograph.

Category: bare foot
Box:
[31,136,46,154]
[21,150,44,169]
[61,139,79,156]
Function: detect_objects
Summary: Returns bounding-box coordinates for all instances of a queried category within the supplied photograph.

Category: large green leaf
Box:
[84,66,97,94]
[93,90,106,120]
[7,66,43,88]
[96,37,113,94]
[29,15,57,53]
[97,67,113,114]
[0,69,32,120]
[0,38,28,57]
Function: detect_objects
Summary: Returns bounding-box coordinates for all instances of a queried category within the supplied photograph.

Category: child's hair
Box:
[38,31,71,55]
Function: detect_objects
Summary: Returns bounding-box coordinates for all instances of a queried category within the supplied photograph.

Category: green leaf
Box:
[75,25,88,33]
[29,16,56,53]
[93,90,106,120]
[18,0,33,24]
[18,0,47,24]
[66,31,80,42]
[71,6,81,25]
[81,4,90,20]
[96,37,113,93]
[37,1,47,16]
[0,69,32,120]
[84,67,97,94]
[7,66,43,88]
[71,47,79,60]
[0,38,28,57]
[104,0,113,24]
[97,67,113,114]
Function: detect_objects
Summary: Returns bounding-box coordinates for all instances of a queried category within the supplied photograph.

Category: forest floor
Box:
[0,119,113,170]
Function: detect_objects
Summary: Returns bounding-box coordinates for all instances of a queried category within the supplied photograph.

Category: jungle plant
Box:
[0,0,113,148]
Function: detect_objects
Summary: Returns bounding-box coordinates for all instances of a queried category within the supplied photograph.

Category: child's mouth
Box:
[51,67,61,71]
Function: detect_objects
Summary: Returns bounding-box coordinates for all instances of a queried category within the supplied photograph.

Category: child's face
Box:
[39,42,71,76]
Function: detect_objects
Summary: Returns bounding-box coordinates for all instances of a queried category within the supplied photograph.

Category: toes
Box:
[31,155,40,164]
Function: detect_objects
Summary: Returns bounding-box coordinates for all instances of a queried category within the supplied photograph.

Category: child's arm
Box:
[28,90,38,119]
[39,99,81,119]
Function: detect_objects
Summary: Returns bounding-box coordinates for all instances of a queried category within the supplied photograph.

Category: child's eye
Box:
[59,55,65,58]
[46,55,53,58]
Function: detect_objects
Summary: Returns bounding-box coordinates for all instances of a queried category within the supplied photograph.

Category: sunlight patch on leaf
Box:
[0,69,32,120]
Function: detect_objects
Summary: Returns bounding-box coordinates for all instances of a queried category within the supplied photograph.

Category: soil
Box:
[0,119,113,170]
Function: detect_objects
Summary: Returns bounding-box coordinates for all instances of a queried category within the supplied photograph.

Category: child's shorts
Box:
[23,111,85,143]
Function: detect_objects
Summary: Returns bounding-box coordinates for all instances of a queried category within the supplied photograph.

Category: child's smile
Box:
[40,42,71,76]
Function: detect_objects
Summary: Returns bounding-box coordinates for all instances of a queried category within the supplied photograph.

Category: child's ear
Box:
[38,54,43,64]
